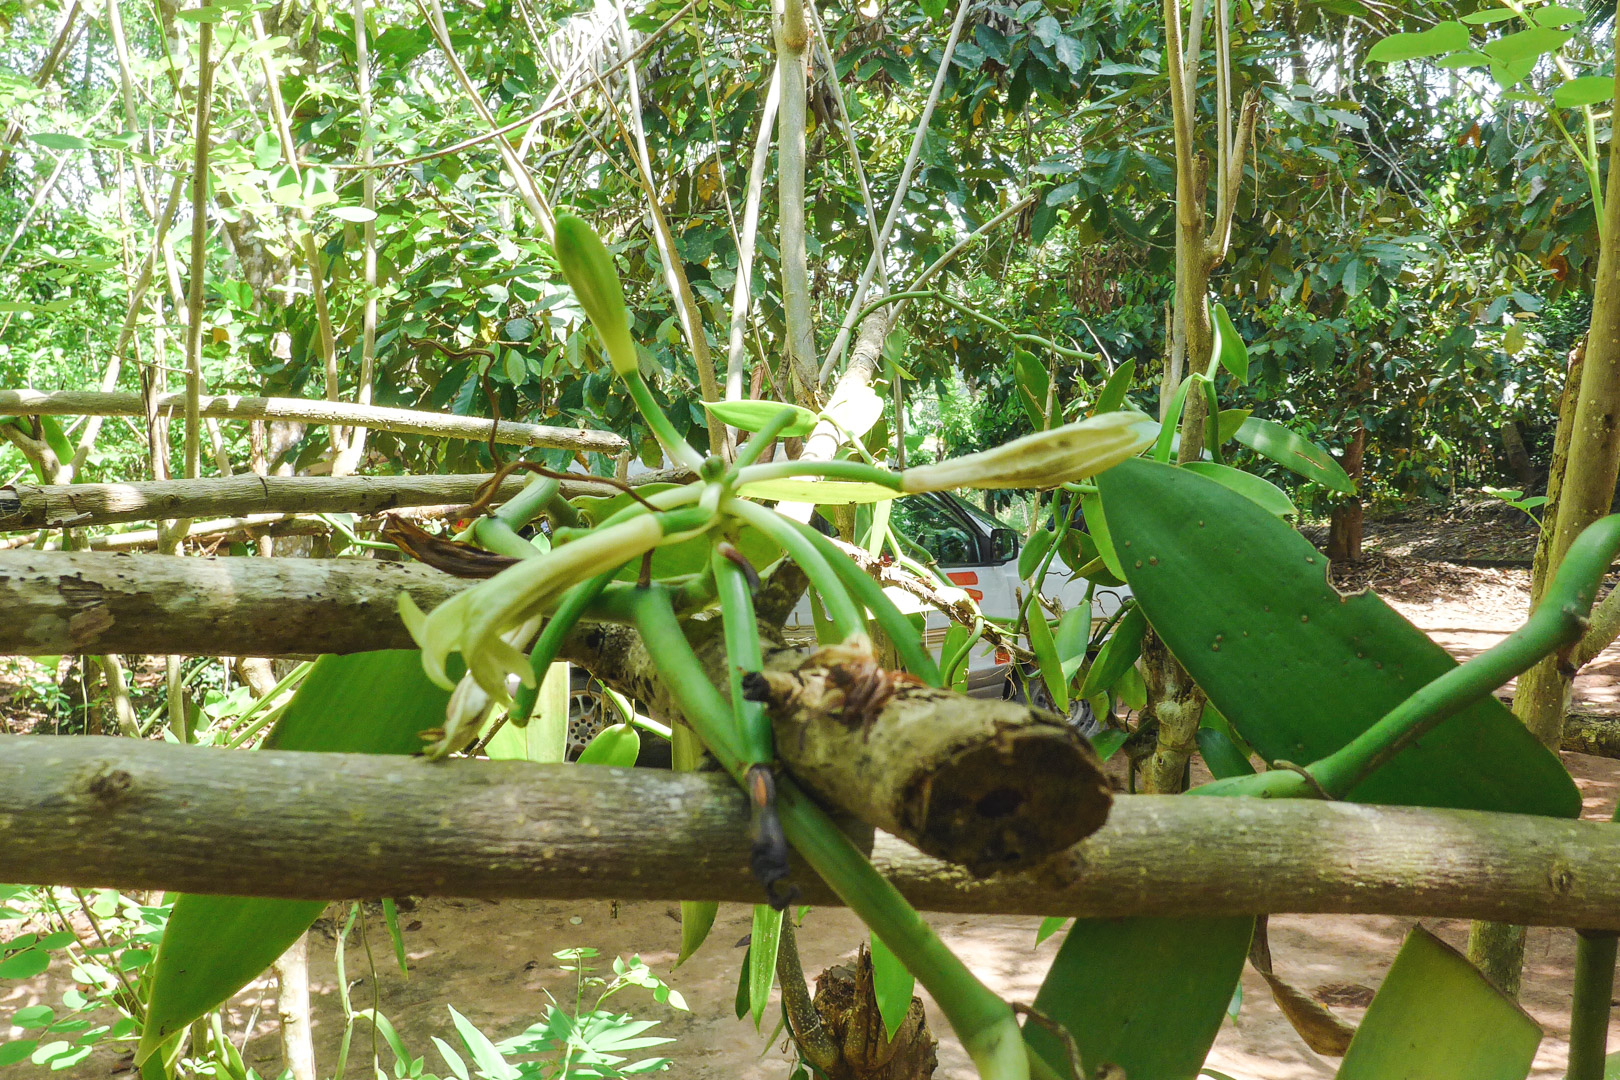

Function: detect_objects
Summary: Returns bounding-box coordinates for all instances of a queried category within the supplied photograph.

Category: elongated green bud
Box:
[900,411,1158,492]
[554,213,639,377]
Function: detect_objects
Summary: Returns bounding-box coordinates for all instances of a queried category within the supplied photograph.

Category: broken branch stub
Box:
[752,649,1112,875]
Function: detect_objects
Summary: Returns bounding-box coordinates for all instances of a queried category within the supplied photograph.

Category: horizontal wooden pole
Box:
[0,390,627,454]
[0,472,668,530]
[0,550,463,656]
[6,734,1620,927]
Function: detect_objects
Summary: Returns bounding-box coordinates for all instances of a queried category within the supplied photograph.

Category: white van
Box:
[783,492,1130,724]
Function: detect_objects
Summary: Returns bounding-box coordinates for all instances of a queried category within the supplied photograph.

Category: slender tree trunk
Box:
[1138,632,1206,793]
[1499,420,1536,490]
[1326,418,1366,563]
[273,934,317,1080]
[1469,27,1620,994]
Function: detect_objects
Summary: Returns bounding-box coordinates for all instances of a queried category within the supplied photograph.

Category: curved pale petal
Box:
[438,514,670,700]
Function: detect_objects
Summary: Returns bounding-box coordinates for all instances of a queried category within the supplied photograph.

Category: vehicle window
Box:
[890,497,979,567]
[953,496,1014,533]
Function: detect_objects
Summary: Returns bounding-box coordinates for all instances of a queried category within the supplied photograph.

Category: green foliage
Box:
[0,885,167,1073]
[1098,457,1580,816]
[1335,928,1541,1079]
[140,651,453,1063]
[1024,916,1254,1080]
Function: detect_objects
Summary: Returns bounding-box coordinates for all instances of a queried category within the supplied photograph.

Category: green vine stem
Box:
[777,515,943,686]
[724,498,866,640]
[734,458,904,490]
[731,406,804,471]
[471,516,541,560]
[510,571,616,723]
[495,474,563,528]
[622,368,705,474]
[713,539,773,764]
[1199,514,1620,801]
[1568,928,1618,1080]
[629,587,1028,1080]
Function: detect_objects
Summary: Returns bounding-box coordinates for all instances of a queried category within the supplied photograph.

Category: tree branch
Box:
[9,735,1620,930]
[0,473,675,530]
[0,390,627,454]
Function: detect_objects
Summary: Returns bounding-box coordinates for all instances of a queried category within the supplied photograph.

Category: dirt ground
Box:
[9,504,1620,1079]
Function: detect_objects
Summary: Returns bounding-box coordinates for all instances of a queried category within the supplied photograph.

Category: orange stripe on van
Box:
[946,571,979,586]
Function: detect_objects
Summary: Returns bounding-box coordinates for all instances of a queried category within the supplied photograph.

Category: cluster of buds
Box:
[400,514,666,703]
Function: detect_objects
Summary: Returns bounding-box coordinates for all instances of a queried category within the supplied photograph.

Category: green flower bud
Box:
[554,213,639,377]
[900,411,1158,492]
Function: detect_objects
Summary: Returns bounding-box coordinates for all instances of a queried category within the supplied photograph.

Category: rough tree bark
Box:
[10,736,1620,928]
[0,472,661,530]
[1325,417,1366,564]
[1470,37,1620,993]
[0,390,627,454]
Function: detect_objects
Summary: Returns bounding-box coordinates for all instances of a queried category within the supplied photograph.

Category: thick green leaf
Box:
[1554,75,1616,107]
[1080,606,1146,700]
[1080,492,1125,579]
[1035,917,1068,946]
[748,906,782,1028]
[1015,349,1051,430]
[486,661,568,762]
[575,722,640,766]
[1367,21,1469,61]
[1211,302,1248,384]
[1336,928,1540,1080]
[1233,417,1355,494]
[139,651,452,1063]
[1181,462,1297,518]
[1097,459,1580,816]
[869,934,915,1045]
[703,400,818,438]
[1195,728,1256,779]
[1055,602,1092,668]
[1026,916,1254,1080]
[1092,361,1136,416]
[1020,527,1057,581]
[1216,409,1251,445]
[1027,611,1070,713]
[1091,729,1127,762]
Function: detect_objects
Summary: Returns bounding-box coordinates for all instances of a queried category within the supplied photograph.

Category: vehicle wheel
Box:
[566,678,610,758]
[1008,668,1100,738]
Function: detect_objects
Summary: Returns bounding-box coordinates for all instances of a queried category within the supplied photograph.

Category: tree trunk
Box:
[1326,418,1366,563]
[1137,631,1206,794]
[272,935,316,1080]
[1499,419,1536,490]
[807,946,938,1080]
[1470,34,1620,994]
